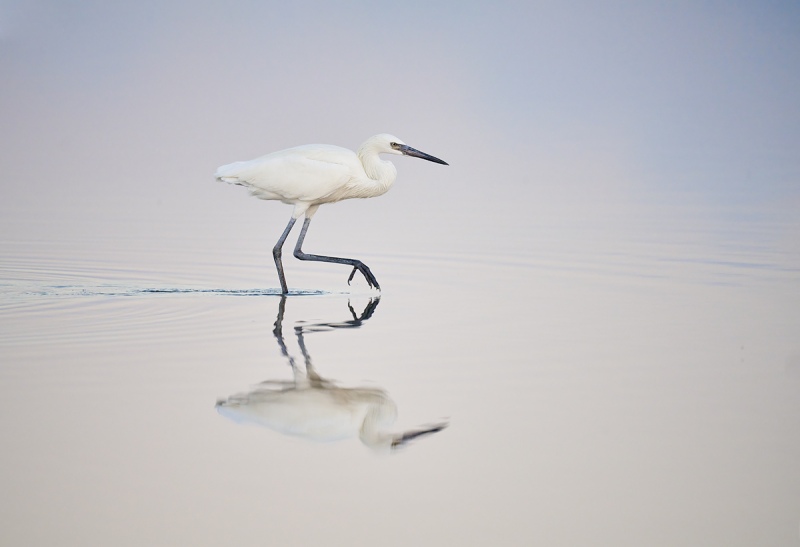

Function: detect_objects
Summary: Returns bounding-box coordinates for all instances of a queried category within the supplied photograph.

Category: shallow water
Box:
[1,201,799,546]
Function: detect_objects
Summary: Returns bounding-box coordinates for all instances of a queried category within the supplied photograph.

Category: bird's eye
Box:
[390,142,397,147]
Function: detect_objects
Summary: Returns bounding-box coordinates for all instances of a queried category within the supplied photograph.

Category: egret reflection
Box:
[216,296,447,452]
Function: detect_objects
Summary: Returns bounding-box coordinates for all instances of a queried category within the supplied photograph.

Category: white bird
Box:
[215,134,448,294]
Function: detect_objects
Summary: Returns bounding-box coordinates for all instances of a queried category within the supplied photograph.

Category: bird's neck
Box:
[358,148,398,196]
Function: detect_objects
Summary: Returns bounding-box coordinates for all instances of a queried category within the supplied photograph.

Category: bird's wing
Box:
[216,144,363,202]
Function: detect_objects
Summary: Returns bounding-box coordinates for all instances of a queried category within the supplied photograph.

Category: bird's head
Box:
[366,134,449,165]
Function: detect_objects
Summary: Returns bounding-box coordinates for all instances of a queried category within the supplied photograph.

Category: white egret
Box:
[215,134,448,293]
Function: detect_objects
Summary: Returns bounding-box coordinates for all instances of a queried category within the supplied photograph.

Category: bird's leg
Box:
[293,218,381,290]
[273,217,297,294]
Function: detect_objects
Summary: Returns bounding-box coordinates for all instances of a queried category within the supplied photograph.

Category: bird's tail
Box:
[215,161,248,185]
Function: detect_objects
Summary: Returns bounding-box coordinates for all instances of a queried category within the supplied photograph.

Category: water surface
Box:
[1,201,798,546]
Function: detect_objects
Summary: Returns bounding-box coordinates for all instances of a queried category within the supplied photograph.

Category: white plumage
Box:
[216,134,448,293]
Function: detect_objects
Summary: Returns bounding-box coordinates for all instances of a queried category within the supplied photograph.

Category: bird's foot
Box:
[347,263,380,291]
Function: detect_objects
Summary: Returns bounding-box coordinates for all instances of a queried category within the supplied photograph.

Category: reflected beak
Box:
[390,422,448,449]
[396,144,449,165]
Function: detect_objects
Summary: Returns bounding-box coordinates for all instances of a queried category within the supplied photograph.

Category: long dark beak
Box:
[397,144,449,165]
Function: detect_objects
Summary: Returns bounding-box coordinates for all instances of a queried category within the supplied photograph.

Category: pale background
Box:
[1,1,799,545]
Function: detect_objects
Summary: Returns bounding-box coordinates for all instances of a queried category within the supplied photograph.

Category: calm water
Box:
[1,200,799,546]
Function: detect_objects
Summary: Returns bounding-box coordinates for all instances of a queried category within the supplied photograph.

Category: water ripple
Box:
[17,286,328,298]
